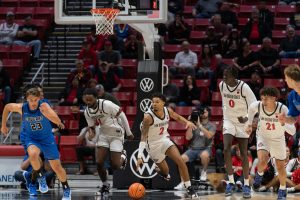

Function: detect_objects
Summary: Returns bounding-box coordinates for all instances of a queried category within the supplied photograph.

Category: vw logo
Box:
[130,149,157,179]
[140,78,154,92]
[140,99,152,112]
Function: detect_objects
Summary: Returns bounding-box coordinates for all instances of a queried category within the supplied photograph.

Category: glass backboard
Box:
[55,0,167,25]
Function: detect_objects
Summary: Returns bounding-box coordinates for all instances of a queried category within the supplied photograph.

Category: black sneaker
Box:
[95,184,110,196]
[120,150,127,170]
[187,186,199,198]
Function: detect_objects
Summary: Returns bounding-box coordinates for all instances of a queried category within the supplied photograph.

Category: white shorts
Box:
[223,119,249,138]
[96,134,124,152]
[146,137,174,164]
[256,134,286,160]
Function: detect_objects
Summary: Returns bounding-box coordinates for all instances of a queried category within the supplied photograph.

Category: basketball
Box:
[128,183,145,200]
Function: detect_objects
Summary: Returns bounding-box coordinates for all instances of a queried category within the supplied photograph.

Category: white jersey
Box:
[219,80,257,124]
[84,99,124,137]
[146,107,170,142]
[247,101,296,140]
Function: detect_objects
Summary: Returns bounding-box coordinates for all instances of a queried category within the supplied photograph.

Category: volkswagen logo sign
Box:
[130,149,157,179]
[140,78,154,92]
[140,99,152,112]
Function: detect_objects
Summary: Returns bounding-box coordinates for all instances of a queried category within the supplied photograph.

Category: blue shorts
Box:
[26,135,59,160]
[184,148,212,162]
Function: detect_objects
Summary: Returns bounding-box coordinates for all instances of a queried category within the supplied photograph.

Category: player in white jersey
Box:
[136,93,198,198]
[246,87,296,200]
[219,66,257,198]
[82,88,134,196]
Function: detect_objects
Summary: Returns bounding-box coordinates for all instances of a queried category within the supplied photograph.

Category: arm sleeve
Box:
[287,91,300,117]
[282,105,296,135]
[243,83,257,106]
[119,112,133,136]
[84,110,95,127]
[246,101,260,126]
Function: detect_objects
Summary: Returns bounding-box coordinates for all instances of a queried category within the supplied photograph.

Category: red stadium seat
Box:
[238,18,249,29]
[34,7,54,20]
[164,59,174,67]
[133,92,137,106]
[238,5,256,18]
[39,0,54,7]
[211,92,222,106]
[19,0,40,7]
[184,0,198,6]
[171,79,184,87]
[194,18,210,31]
[15,7,35,19]
[189,44,202,55]
[175,106,195,118]
[222,59,234,66]
[212,120,223,133]
[10,45,32,67]
[0,145,25,156]
[112,92,133,107]
[274,17,290,30]
[210,106,223,121]
[196,79,210,104]
[189,31,206,44]
[121,59,137,78]
[263,79,286,89]
[163,44,181,59]
[276,5,295,18]
[0,7,16,19]
[2,59,23,82]
[1,0,19,7]
[53,106,75,121]
[168,121,186,135]
[66,120,79,135]
[183,18,194,30]
[272,30,286,44]
[250,45,262,52]
[120,79,136,92]
[183,6,193,18]
[170,135,186,152]
[125,106,137,121]
[0,45,11,59]
[59,136,78,163]
[281,58,299,69]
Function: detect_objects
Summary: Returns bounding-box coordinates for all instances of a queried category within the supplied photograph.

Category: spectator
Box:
[286,146,300,193]
[88,78,98,89]
[279,25,300,58]
[59,78,84,106]
[95,59,122,92]
[193,0,222,18]
[221,28,240,58]
[66,59,92,89]
[167,14,190,44]
[76,126,99,175]
[217,2,238,28]
[95,84,121,106]
[197,44,216,79]
[85,26,107,52]
[98,40,123,78]
[13,16,41,60]
[78,41,98,74]
[258,37,281,78]
[168,0,184,15]
[279,0,300,5]
[290,2,300,30]
[247,71,263,100]
[171,41,198,77]
[203,26,222,54]
[0,12,18,45]
[258,1,274,29]
[123,34,139,59]
[109,29,125,53]
[113,24,131,40]
[163,74,180,110]
[210,14,228,39]
[0,60,12,104]
[248,115,258,159]
[174,106,216,190]
[178,75,201,106]
[233,40,259,78]
[241,9,272,44]
[213,54,228,90]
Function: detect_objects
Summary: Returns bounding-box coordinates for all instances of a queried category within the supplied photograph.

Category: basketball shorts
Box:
[223,119,249,138]
[256,134,286,160]
[26,135,59,160]
[96,134,124,152]
[146,137,174,164]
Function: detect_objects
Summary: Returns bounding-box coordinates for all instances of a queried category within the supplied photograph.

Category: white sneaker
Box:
[287,187,295,193]
[174,182,184,190]
[200,170,207,181]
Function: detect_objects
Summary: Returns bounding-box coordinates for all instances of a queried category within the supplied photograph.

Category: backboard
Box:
[55,0,167,25]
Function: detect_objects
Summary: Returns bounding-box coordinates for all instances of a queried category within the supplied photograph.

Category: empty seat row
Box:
[1,0,54,7]
[0,7,54,20]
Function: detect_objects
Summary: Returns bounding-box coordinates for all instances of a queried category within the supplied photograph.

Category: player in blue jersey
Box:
[278,64,300,125]
[1,87,71,200]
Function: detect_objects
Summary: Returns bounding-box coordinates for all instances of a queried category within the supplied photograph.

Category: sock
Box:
[258,171,264,176]
[102,180,109,186]
[279,185,286,190]
[184,181,191,188]
[289,187,295,192]
[61,181,70,189]
[31,167,42,183]
[244,179,249,186]
[228,175,235,184]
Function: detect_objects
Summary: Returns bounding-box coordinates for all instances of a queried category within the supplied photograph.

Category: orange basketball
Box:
[128,182,145,200]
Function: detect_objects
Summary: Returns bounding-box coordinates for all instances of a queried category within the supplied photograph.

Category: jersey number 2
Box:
[266,123,275,130]
[30,122,43,131]
[159,127,164,135]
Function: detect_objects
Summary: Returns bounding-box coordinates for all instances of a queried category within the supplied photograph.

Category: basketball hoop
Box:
[91,8,120,35]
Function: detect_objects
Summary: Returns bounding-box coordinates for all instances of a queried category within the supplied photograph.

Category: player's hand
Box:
[1,126,8,136]
[238,116,248,123]
[136,158,144,171]
[277,113,286,124]
[245,125,252,135]
[126,134,134,140]
[57,122,65,129]
[186,121,197,130]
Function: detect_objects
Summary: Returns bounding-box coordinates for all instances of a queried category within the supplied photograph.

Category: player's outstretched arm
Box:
[118,111,134,139]
[245,101,259,135]
[1,103,22,135]
[168,107,196,130]
[39,103,64,129]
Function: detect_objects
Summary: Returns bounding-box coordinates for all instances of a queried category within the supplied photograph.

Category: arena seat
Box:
[183,6,193,18]
[194,18,210,31]
[264,79,286,89]
[0,45,11,59]
[163,44,181,59]
[10,45,32,67]
[1,0,19,7]
[2,59,23,82]
[120,79,136,92]
[238,5,256,18]
[171,79,184,87]
[184,0,198,6]
[210,106,223,121]
[0,7,16,19]
[211,92,222,106]
[125,106,137,121]
[0,145,25,156]
[272,30,286,44]
[170,135,186,152]
[238,18,249,29]
[189,44,202,55]
[53,106,76,121]
[183,18,194,30]
[39,0,54,7]
[189,31,206,44]
[274,17,290,30]
[19,0,40,7]
[34,7,54,20]
[281,58,299,68]
[66,120,79,135]
[121,59,137,79]
[168,121,187,135]
[164,59,174,67]
[250,44,261,52]
[212,120,223,134]
[15,7,35,19]
[175,106,195,118]
[276,5,295,18]
[59,136,78,163]
[112,92,133,107]
[222,59,234,66]
[196,79,210,104]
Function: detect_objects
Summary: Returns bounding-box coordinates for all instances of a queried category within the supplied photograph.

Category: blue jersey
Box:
[287,90,300,117]
[22,100,53,140]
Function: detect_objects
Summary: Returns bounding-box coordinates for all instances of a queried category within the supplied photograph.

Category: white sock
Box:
[279,185,286,190]
[244,179,249,186]
[258,171,264,176]
[228,175,235,184]
[184,181,191,188]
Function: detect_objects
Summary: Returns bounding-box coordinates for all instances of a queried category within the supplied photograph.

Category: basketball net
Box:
[91,8,120,35]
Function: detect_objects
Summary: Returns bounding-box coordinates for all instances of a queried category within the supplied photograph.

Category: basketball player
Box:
[278,64,300,124]
[219,66,257,198]
[246,87,296,200]
[136,93,198,198]
[1,88,71,200]
[82,88,134,196]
